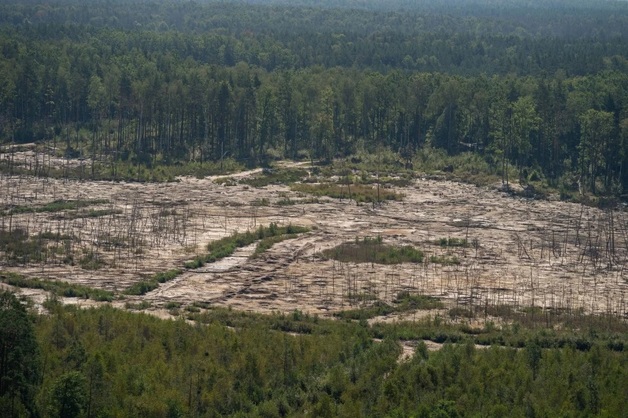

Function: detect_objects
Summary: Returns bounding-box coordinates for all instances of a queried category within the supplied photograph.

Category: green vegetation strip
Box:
[124,269,182,296]
[438,237,468,247]
[0,271,113,301]
[185,223,309,269]
[429,254,460,265]
[321,236,423,264]
[1,199,109,216]
[335,292,444,320]
[292,183,403,203]
[52,208,123,220]
[240,168,309,187]
[126,224,308,296]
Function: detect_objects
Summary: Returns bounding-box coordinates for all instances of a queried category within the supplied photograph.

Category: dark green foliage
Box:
[321,236,423,264]
[123,281,159,296]
[0,291,40,416]
[0,272,113,301]
[10,301,625,417]
[49,371,88,418]
[0,0,626,196]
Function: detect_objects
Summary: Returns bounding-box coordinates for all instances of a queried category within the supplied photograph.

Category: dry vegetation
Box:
[1,148,627,323]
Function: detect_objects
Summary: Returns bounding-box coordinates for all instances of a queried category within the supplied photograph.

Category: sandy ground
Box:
[1,153,627,320]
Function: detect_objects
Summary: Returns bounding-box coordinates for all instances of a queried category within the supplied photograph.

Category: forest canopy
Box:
[1,291,626,417]
[0,0,627,197]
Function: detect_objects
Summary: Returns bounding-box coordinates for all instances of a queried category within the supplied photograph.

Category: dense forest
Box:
[1,291,627,417]
[2,2,628,416]
[0,0,627,197]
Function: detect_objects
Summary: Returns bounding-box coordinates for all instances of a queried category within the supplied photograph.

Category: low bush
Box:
[321,236,423,264]
[0,271,113,301]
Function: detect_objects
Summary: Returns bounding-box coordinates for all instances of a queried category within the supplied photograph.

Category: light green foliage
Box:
[186,223,309,268]
[0,271,114,301]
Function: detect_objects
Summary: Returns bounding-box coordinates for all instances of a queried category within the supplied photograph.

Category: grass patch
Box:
[320,236,423,264]
[393,291,444,310]
[186,223,309,268]
[276,196,321,206]
[1,199,109,216]
[240,168,308,187]
[52,208,123,220]
[292,183,403,203]
[448,307,475,319]
[429,254,460,265]
[334,301,396,320]
[125,301,151,310]
[124,269,182,295]
[79,251,107,270]
[412,147,502,187]
[0,271,113,301]
[438,237,468,247]
[0,228,74,265]
[252,233,302,258]
[0,156,245,183]
[37,231,74,241]
[335,292,443,320]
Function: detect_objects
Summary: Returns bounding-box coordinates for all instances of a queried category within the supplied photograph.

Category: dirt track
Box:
[1,157,627,318]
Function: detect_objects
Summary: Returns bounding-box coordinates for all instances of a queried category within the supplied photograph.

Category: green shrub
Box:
[320,237,423,264]
[292,183,403,203]
[429,255,460,265]
[186,223,309,268]
[123,269,183,295]
[438,237,468,247]
[0,271,113,301]
[124,280,159,296]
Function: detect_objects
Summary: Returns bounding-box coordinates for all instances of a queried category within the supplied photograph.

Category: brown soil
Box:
[2,153,627,319]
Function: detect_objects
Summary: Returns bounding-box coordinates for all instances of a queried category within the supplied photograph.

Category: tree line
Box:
[0,0,627,196]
